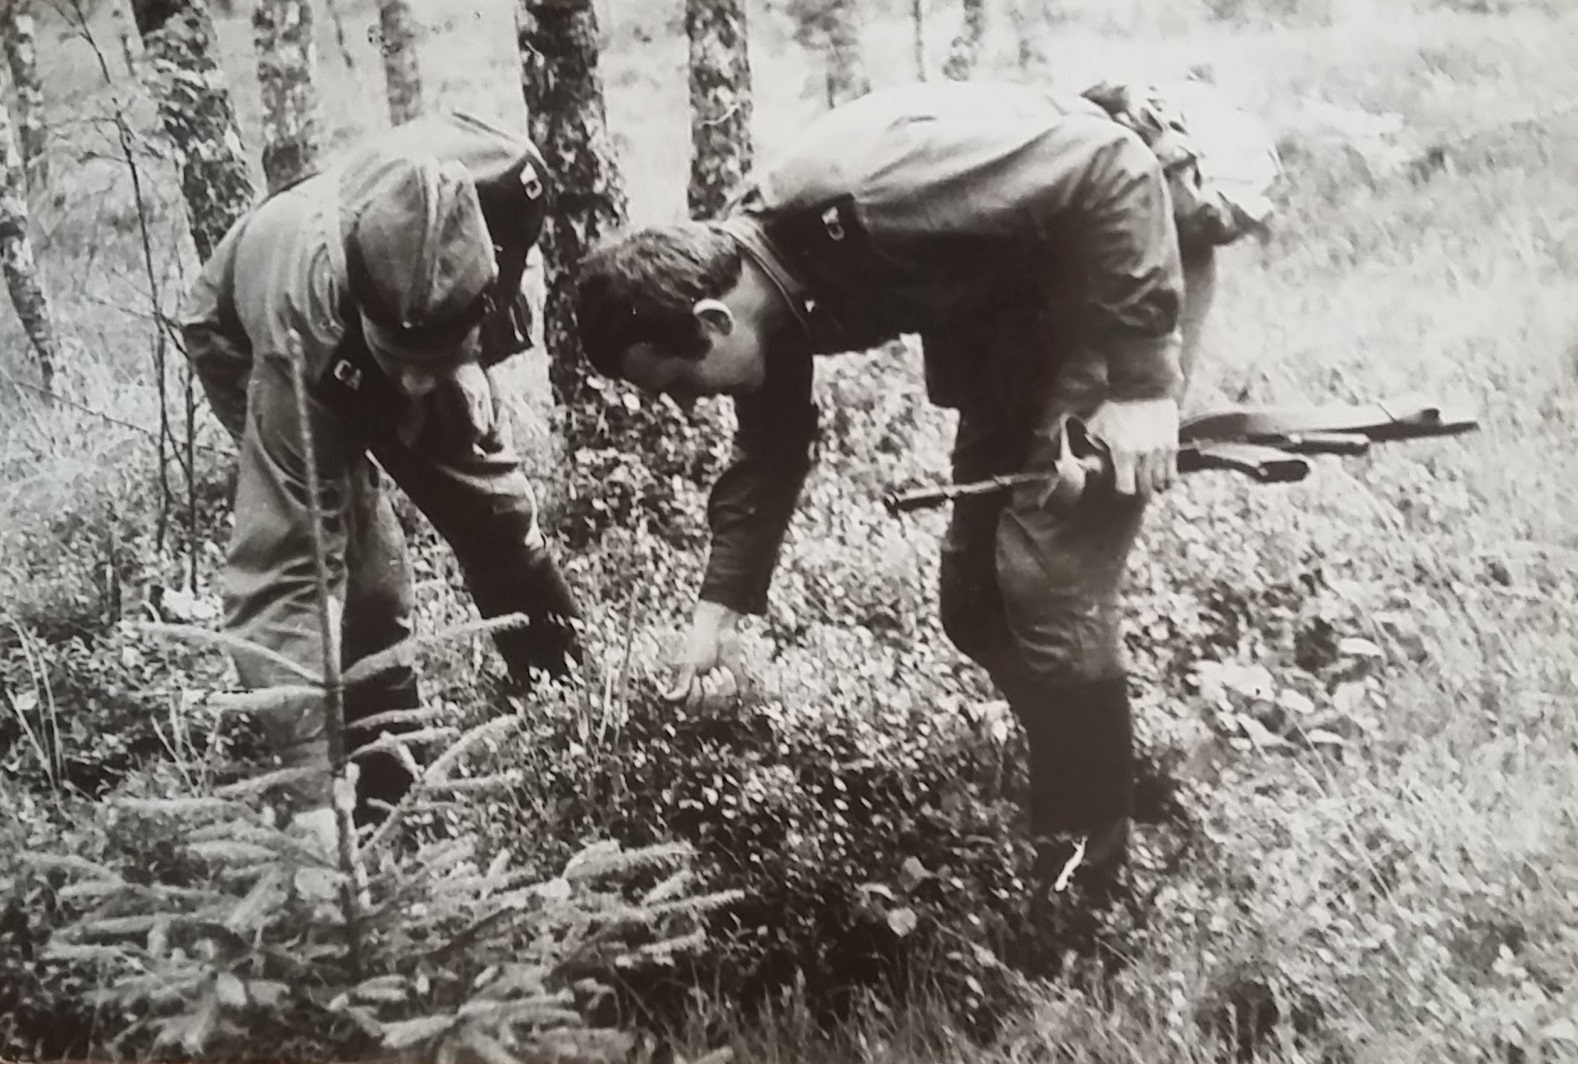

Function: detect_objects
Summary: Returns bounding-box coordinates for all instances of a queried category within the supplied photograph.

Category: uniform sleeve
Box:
[1051,120,1185,403]
[179,217,254,441]
[697,338,818,615]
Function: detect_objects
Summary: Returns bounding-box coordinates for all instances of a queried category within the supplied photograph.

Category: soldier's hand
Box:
[665,600,748,709]
[1082,397,1180,497]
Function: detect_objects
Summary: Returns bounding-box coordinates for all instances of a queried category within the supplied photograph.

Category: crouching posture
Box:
[181,114,581,825]
[574,80,1272,897]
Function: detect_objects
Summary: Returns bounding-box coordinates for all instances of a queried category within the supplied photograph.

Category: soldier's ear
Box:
[692,298,735,336]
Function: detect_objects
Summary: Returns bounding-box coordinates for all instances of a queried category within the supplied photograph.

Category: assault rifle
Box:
[882,399,1480,515]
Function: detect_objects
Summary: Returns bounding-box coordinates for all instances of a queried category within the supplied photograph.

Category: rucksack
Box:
[1082,79,1283,249]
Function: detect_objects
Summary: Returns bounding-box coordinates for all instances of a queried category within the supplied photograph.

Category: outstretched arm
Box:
[669,338,817,704]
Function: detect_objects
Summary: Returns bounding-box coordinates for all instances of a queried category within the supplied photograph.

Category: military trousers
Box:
[936,245,1215,837]
[221,351,578,808]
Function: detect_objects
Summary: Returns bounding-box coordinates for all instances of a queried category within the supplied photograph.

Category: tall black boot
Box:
[1013,675,1135,894]
[342,663,422,827]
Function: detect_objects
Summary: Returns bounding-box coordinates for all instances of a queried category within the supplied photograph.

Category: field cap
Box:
[346,156,498,366]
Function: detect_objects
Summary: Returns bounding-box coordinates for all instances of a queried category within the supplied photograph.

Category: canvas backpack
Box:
[1082,79,1283,249]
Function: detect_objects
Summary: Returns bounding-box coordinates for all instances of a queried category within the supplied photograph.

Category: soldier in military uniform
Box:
[181,114,581,832]
[573,80,1270,896]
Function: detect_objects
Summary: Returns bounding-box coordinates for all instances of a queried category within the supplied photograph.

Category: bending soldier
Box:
[573,80,1265,898]
[181,114,581,830]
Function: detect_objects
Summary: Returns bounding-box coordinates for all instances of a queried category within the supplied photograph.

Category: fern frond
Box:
[563,840,694,883]
[342,614,532,690]
[214,766,321,799]
[130,622,319,682]
[380,1013,457,1049]
[43,941,135,964]
[642,869,692,905]
[57,877,131,902]
[224,868,287,934]
[350,974,410,1003]
[21,852,119,880]
[645,889,746,922]
[423,715,525,783]
[207,686,324,718]
[74,913,187,937]
[186,840,280,865]
[346,706,448,734]
[115,796,237,819]
[348,726,460,762]
[614,927,706,967]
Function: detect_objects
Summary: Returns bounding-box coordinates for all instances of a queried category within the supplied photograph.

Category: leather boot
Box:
[1012,675,1135,897]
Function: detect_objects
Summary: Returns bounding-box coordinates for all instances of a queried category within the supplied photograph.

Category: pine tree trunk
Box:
[943,0,984,81]
[911,0,926,81]
[686,0,752,220]
[2,2,45,190]
[128,0,255,262]
[375,0,424,126]
[515,0,628,413]
[252,0,319,192]
[823,1,868,105]
[0,93,54,388]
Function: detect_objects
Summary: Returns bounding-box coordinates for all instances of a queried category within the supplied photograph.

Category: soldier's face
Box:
[620,300,768,400]
[365,324,482,399]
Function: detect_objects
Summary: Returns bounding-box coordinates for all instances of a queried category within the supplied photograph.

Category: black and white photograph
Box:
[0,0,1573,1061]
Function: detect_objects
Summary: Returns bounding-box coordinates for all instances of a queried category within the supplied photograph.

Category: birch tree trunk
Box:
[1,1,45,190]
[943,0,985,81]
[0,93,54,388]
[128,0,255,262]
[375,0,424,126]
[252,0,319,192]
[515,0,628,414]
[686,0,752,220]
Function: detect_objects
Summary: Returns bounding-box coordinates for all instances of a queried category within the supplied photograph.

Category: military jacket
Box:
[700,81,1186,614]
[181,113,549,441]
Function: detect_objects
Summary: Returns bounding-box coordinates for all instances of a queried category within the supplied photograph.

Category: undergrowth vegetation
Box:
[1,0,1575,1061]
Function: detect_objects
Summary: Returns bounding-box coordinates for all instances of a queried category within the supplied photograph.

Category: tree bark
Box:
[686,0,752,221]
[516,0,628,413]
[375,0,424,126]
[911,0,926,81]
[1,1,45,190]
[252,0,319,192]
[0,93,54,388]
[128,0,255,262]
[943,0,985,81]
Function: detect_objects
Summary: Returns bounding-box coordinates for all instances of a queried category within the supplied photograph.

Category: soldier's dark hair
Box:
[575,223,745,379]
